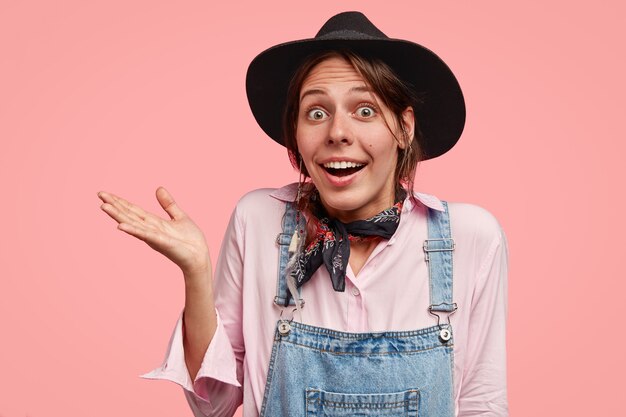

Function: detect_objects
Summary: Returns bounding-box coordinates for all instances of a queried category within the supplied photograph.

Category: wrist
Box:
[182,265,212,285]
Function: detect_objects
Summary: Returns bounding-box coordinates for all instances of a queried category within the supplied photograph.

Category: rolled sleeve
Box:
[141,309,242,416]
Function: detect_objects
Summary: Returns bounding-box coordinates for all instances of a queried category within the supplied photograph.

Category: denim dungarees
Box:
[260,201,457,417]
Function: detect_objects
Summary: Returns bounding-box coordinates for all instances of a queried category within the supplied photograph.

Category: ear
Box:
[398,107,415,150]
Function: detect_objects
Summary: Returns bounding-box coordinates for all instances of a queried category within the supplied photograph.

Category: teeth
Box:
[323,161,364,169]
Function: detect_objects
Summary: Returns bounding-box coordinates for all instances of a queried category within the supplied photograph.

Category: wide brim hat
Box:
[246,11,465,160]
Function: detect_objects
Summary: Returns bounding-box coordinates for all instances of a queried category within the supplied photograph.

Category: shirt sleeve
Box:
[141,206,246,417]
[457,228,509,416]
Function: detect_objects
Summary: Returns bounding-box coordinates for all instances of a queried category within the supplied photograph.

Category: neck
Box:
[315,188,406,223]
[349,236,382,276]
[325,206,389,223]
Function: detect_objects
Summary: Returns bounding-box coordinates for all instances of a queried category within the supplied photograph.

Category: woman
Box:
[98,11,508,417]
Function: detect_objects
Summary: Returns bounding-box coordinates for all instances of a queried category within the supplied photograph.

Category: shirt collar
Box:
[269,182,445,212]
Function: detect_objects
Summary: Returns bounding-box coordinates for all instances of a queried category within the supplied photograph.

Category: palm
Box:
[98,187,210,274]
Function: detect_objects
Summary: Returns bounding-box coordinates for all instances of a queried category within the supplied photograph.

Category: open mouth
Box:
[321,161,366,177]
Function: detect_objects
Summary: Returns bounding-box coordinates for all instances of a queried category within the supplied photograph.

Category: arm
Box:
[141,205,246,416]
[98,188,245,416]
[185,203,247,415]
[143,206,245,417]
[458,229,509,416]
[183,268,218,382]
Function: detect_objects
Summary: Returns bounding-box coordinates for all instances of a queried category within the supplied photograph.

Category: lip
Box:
[319,163,366,187]
[318,157,367,165]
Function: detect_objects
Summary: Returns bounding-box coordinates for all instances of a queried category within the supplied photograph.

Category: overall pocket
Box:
[305,388,419,417]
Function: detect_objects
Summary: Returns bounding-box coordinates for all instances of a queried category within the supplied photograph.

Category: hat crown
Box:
[315,11,388,40]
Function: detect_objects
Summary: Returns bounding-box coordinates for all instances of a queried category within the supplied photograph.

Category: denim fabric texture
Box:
[424,201,456,314]
[261,201,455,417]
[274,202,304,306]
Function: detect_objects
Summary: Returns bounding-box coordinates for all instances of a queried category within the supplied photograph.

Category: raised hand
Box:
[97,187,210,276]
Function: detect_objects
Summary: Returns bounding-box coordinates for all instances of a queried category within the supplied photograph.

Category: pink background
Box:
[1,0,623,415]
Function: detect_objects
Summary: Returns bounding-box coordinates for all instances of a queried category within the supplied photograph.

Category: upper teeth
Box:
[323,161,364,169]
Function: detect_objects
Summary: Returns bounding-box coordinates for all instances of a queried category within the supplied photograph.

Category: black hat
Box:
[245,11,465,160]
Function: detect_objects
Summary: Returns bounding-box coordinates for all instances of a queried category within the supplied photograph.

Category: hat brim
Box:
[246,38,465,160]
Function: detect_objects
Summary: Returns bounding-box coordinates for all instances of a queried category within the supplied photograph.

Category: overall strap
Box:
[274,201,302,306]
[423,201,457,316]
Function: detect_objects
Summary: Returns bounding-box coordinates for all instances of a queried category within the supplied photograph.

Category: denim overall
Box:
[260,201,456,417]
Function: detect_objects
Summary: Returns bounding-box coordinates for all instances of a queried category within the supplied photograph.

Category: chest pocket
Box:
[306,388,419,417]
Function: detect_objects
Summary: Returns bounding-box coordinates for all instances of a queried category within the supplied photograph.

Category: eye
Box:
[307,108,328,121]
[355,105,376,118]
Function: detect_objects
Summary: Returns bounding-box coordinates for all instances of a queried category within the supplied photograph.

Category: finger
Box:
[101,203,158,234]
[156,187,186,221]
[100,202,134,225]
[110,194,148,219]
[98,191,137,218]
[118,222,153,242]
[111,194,162,227]
[100,191,160,229]
[97,191,116,204]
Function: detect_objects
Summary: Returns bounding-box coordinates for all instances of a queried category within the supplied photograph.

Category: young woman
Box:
[98,11,508,417]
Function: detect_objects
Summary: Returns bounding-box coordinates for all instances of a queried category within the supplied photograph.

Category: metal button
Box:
[439,328,452,343]
[351,288,360,296]
[278,320,291,336]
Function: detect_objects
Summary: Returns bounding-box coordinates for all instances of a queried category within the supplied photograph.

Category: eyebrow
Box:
[299,88,326,102]
[299,85,373,102]
[349,86,372,94]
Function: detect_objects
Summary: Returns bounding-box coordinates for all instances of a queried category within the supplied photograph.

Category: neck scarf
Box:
[290,190,406,292]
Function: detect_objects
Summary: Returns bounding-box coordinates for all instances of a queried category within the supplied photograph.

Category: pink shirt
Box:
[142,183,509,416]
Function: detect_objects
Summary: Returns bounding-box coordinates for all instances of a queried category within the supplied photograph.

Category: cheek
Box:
[295,135,309,158]
[295,127,307,154]
[295,135,316,175]
[366,136,399,161]
[296,125,324,155]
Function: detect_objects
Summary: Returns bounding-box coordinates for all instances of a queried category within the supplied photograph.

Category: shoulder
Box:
[236,188,281,208]
[232,184,295,225]
[408,191,506,255]
[236,183,297,207]
[444,201,507,259]
[411,192,504,242]
[446,202,503,237]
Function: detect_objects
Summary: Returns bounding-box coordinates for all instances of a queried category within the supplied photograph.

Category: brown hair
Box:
[282,50,424,213]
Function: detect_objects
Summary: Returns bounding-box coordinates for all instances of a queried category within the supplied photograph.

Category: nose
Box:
[327,112,353,145]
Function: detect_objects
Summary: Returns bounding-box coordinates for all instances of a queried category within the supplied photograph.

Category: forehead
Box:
[300,56,367,97]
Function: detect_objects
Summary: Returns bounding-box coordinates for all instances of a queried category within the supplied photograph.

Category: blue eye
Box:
[356,106,375,118]
[307,109,328,120]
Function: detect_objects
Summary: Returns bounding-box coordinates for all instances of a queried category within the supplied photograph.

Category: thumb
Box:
[156,186,186,220]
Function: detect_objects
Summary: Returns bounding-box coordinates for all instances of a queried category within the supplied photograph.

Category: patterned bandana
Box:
[290,191,405,293]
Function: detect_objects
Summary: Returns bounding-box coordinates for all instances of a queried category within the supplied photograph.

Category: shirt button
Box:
[351,288,360,296]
